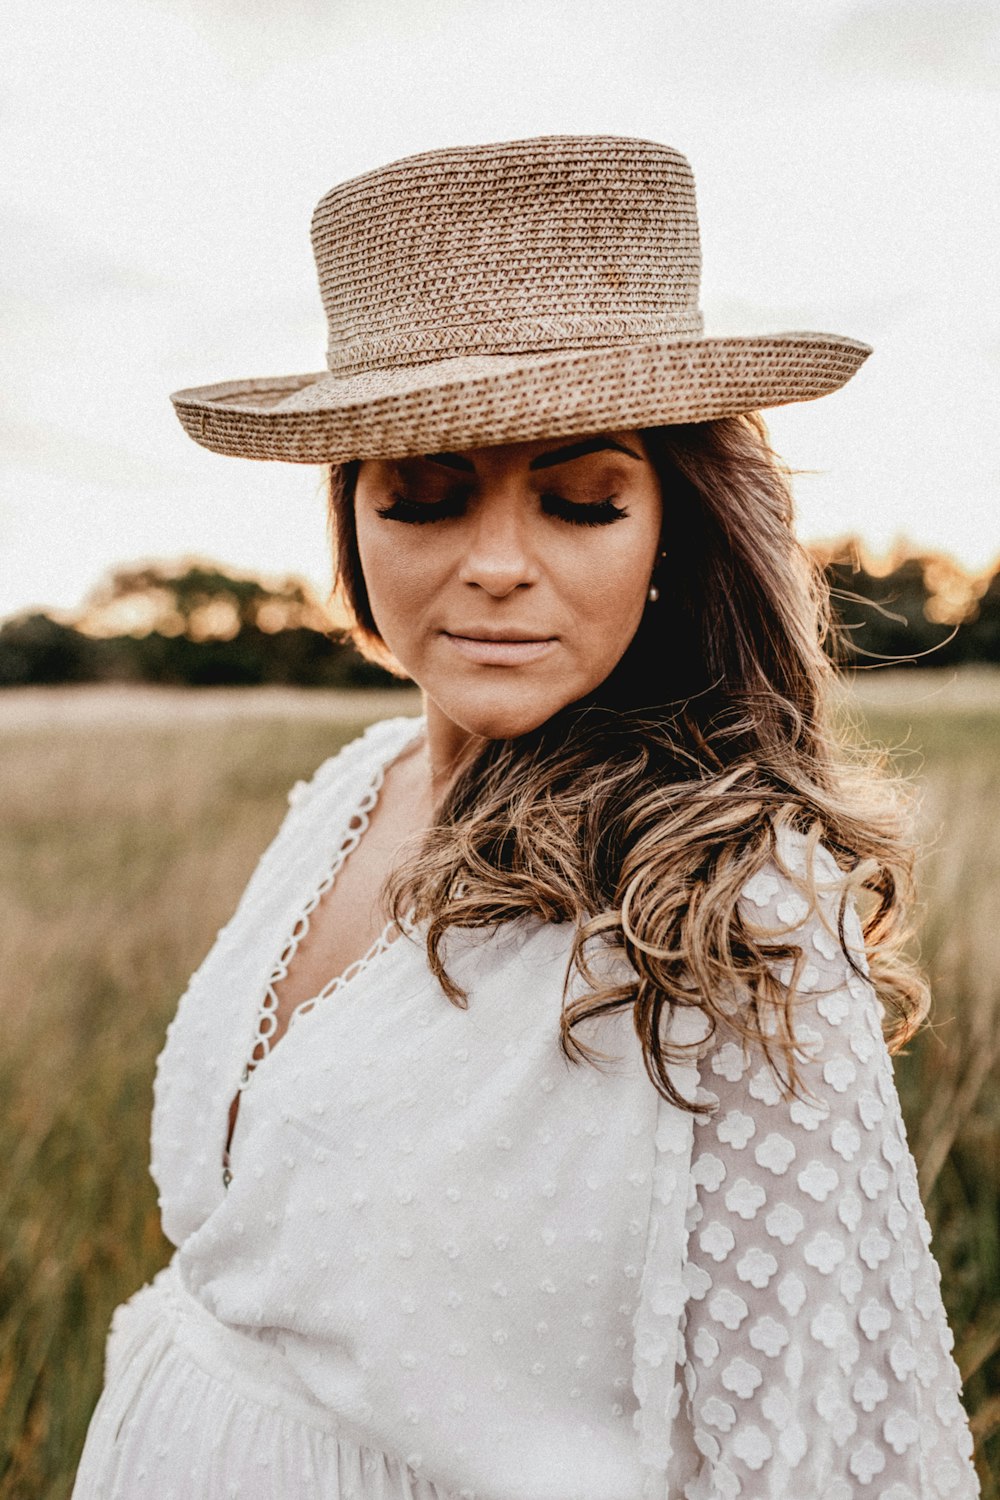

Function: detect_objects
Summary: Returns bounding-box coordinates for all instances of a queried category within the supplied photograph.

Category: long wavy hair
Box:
[326,415,927,1114]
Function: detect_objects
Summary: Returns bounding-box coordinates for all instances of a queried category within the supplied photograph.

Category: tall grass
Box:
[875,706,1000,1482]
[0,713,379,1499]
[0,686,997,1496]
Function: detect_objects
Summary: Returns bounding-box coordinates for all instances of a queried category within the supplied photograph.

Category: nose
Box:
[456,489,540,598]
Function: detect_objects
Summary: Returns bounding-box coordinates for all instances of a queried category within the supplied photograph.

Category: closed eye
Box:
[541,494,629,527]
[375,490,629,527]
[374,491,468,524]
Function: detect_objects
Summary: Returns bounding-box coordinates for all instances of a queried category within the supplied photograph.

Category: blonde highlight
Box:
[326,415,927,1115]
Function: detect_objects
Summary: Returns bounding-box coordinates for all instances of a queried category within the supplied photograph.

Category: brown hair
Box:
[326,415,926,1113]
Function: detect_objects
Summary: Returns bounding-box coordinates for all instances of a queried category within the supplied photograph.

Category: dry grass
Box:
[0,680,997,1497]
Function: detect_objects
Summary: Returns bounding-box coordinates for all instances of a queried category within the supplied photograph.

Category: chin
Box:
[436,680,576,742]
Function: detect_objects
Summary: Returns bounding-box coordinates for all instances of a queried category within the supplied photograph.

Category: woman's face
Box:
[353,431,663,741]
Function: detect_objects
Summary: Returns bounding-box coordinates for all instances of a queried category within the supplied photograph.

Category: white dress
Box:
[72,714,980,1500]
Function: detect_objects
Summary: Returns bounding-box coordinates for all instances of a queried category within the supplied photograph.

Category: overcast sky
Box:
[4,0,999,620]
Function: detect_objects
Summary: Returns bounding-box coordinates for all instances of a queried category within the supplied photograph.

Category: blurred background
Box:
[3,0,999,657]
[2,1,999,1496]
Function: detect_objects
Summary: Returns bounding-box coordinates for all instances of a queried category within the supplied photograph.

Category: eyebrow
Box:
[529,437,644,470]
[419,436,643,474]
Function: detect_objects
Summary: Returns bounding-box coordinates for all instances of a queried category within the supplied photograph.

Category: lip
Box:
[442,632,557,667]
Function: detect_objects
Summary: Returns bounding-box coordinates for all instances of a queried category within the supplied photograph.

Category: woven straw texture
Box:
[171,134,871,463]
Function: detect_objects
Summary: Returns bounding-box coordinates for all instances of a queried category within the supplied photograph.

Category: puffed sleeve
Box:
[661,831,979,1500]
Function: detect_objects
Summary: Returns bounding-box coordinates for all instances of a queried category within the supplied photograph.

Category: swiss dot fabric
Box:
[72,717,979,1500]
[670,839,978,1499]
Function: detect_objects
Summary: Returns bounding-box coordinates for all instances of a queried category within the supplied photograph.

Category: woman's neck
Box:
[422,694,484,808]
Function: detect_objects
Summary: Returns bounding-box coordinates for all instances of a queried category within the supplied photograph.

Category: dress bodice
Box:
[145,715,979,1500]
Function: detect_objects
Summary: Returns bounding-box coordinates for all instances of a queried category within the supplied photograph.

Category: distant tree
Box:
[55,558,399,688]
[78,561,333,640]
[958,567,1000,663]
[823,543,976,667]
[98,625,396,688]
[0,614,100,686]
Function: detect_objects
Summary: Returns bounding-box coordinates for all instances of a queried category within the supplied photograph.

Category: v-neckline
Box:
[221,715,426,1186]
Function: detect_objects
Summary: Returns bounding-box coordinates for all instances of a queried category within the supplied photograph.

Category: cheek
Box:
[562,536,654,655]
[355,522,419,615]
[355,517,443,648]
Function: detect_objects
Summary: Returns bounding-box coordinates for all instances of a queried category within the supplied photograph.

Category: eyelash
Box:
[375,490,629,528]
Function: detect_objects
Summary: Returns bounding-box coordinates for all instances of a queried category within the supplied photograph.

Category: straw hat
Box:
[171,134,871,464]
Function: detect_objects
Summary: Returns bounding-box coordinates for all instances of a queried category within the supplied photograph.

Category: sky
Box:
[3,0,999,621]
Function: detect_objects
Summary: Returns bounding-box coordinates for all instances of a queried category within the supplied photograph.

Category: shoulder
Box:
[741,823,845,911]
[739,823,867,972]
[286,712,424,813]
[697,829,888,1123]
[720,823,878,1076]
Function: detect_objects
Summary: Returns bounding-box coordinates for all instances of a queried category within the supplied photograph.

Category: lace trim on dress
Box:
[237,729,412,1093]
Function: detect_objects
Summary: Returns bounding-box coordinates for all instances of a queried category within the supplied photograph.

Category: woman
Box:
[73,136,980,1498]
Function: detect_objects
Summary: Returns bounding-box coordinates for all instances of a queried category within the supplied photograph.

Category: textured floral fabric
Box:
[72,716,980,1500]
[664,838,979,1499]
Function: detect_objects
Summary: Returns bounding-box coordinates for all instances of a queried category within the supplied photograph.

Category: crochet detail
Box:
[238,737,402,1090]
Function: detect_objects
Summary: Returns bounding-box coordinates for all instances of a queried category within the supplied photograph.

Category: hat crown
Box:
[311,135,703,377]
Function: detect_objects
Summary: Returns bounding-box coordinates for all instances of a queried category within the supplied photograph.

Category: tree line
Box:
[0,564,396,689]
[2,548,999,689]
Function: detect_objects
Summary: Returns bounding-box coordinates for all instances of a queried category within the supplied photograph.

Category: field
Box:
[1,675,998,1497]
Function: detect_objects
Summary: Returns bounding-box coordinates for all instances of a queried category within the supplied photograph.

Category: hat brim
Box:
[170,332,871,464]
